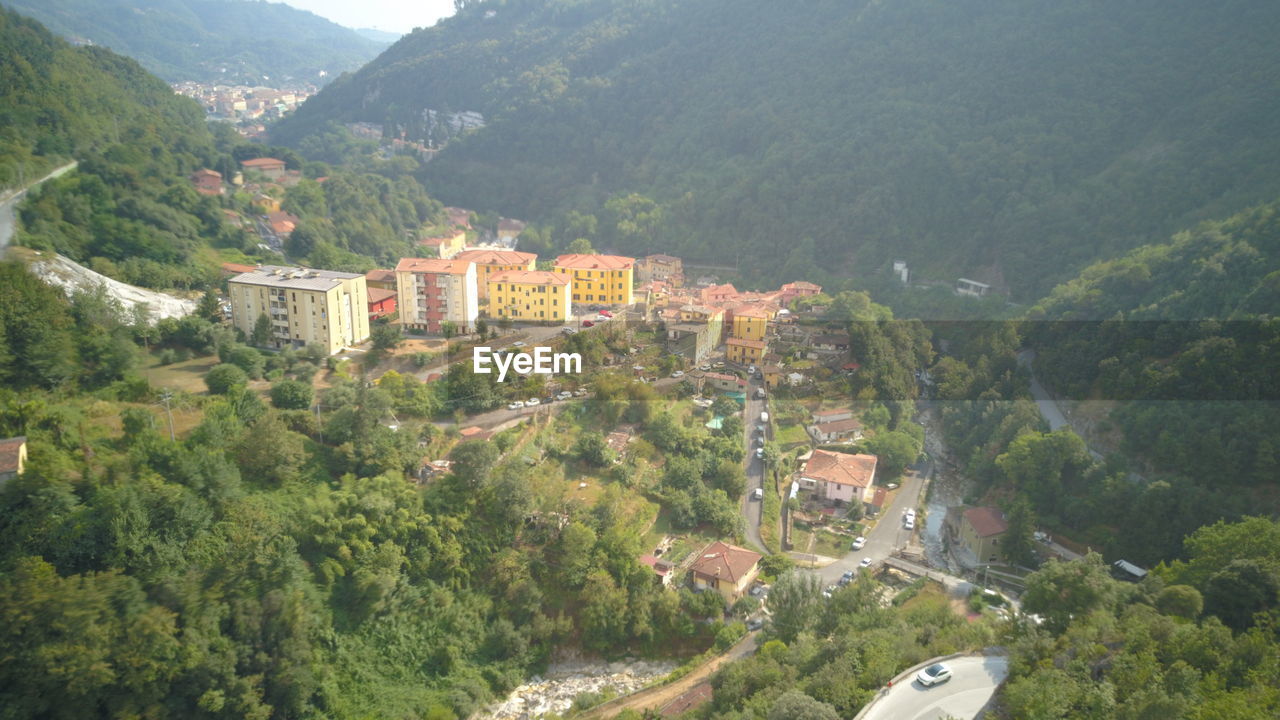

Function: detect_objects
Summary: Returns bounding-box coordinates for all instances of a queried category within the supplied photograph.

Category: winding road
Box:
[858,655,1009,720]
[0,161,78,248]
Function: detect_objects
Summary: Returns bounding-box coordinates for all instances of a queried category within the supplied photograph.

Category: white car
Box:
[752,488,763,501]
[755,447,764,459]
[507,401,524,410]
[859,557,873,569]
[904,516,915,530]
[916,663,953,687]
[556,391,573,400]
[526,397,541,406]
[851,536,866,550]
[671,370,685,378]
[512,341,527,348]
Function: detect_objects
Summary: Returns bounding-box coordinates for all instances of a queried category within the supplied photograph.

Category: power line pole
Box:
[159,390,176,441]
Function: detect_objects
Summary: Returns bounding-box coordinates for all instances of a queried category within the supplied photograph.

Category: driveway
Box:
[859,655,1009,720]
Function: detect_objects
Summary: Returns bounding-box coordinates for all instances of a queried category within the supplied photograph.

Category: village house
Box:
[729,305,771,342]
[364,269,397,291]
[190,168,223,195]
[444,207,472,228]
[812,407,853,424]
[810,333,852,355]
[798,449,877,506]
[689,541,762,601]
[220,262,258,277]
[639,555,675,587]
[956,506,1008,564]
[554,253,636,305]
[636,254,684,286]
[367,287,397,320]
[419,228,467,259]
[726,337,768,366]
[488,270,572,323]
[0,436,27,485]
[228,266,370,354]
[240,156,287,180]
[666,320,721,363]
[700,283,739,306]
[956,278,992,298]
[700,371,748,394]
[265,210,299,237]
[395,257,480,334]
[778,281,822,306]
[455,249,538,300]
[809,417,864,444]
[497,218,526,242]
[761,364,783,389]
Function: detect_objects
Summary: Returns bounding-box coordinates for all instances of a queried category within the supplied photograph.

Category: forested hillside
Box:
[275,0,1280,299]
[2,0,388,83]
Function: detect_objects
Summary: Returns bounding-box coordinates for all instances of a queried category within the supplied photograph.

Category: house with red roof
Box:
[689,541,762,601]
[367,287,397,320]
[799,449,878,506]
[957,506,1008,564]
[239,156,287,180]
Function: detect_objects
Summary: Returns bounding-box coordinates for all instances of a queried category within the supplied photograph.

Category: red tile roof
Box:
[689,541,761,583]
[240,157,285,168]
[367,287,397,304]
[555,253,635,270]
[396,258,471,275]
[731,305,771,319]
[489,269,569,286]
[221,262,257,274]
[454,249,538,266]
[964,507,1008,537]
[365,268,396,284]
[802,449,877,488]
[814,418,863,435]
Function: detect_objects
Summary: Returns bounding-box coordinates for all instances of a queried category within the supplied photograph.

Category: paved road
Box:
[860,655,1009,720]
[1017,350,1103,461]
[0,161,78,248]
[741,372,766,552]
[809,458,929,585]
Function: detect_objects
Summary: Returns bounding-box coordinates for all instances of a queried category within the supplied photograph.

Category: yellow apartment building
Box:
[454,249,538,299]
[554,253,635,305]
[730,305,771,342]
[726,337,767,366]
[488,270,573,323]
[228,266,370,355]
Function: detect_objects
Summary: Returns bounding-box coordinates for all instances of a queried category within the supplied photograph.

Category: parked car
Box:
[582,320,595,328]
[755,447,764,459]
[752,488,763,501]
[557,391,573,401]
[840,570,855,584]
[904,516,915,530]
[746,617,764,631]
[573,389,589,397]
[507,401,524,410]
[526,397,541,406]
[713,361,725,368]
[544,396,556,405]
[561,327,578,335]
[512,341,527,348]
[851,536,866,550]
[699,364,711,371]
[671,370,685,378]
[916,663,953,687]
[598,309,613,318]
[859,557,873,569]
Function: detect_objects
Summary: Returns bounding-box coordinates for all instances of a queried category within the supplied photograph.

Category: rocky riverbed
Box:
[479,659,676,720]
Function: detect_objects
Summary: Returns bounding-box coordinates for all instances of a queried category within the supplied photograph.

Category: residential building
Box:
[240,157,287,180]
[811,334,851,354]
[0,436,27,485]
[639,555,674,587]
[958,506,1007,563]
[365,269,397,291]
[666,322,719,364]
[554,254,635,305]
[762,364,783,389]
[395,257,479,334]
[700,283,739,305]
[809,418,864,444]
[220,262,257,277]
[367,287,397,320]
[228,265,370,354]
[190,168,223,195]
[689,541,762,601]
[265,210,299,237]
[798,449,877,506]
[636,254,684,286]
[812,407,854,424]
[726,337,767,366]
[419,228,467,259]
[956,278,992,297]
[455,249,537,300]
[729,305,771,342]
[488,270,572,323]
[445,206,472,228]
[778,281,822,306]
[701,371,748,394]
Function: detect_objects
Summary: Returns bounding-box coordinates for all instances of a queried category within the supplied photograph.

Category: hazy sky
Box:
[279,0,456,34]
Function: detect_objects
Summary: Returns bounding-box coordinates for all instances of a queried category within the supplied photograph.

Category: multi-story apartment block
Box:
[454,249,538,300]
[228,266,370,355]
[729,305,771,342]
[395,258,479,334]
[488,270,572,323]
[554,253,635,305]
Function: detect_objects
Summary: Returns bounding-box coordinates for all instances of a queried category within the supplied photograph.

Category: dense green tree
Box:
[1022,554,1116,633]
[204,363,248,395]
[270,379,314,410]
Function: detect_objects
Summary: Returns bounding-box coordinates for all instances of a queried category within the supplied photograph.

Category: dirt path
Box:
[582,633,759,719]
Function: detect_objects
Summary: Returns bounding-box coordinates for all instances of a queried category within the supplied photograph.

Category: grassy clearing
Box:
[775,423,809,447]
[814,529,850,559]
[143,353,219,394]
